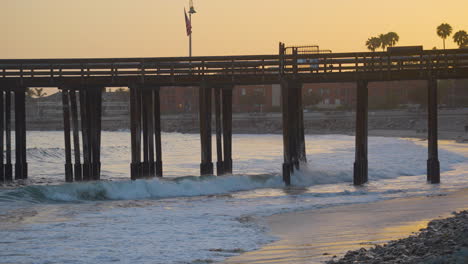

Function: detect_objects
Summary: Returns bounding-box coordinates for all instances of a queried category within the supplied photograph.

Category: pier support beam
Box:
[14,87,27,180]
[69,90,82,181]
[130,84,141,180]
[222,86,233,174]
[77,86,103,181]
[0,90,3,183]
[214,88,224,176]
[130,85,163,180]
[427,78,440,184]
[281,78,306,185]
[5,90,12,181]
[61,89,73,182]
[199,83,213,175]
[153,87,163,177]
[353,80,369,185]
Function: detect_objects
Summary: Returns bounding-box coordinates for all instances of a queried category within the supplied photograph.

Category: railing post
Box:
[427,77,440,184]
[353,80,368,185]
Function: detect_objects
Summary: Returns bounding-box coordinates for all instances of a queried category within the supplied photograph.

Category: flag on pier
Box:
[184,8,192,36]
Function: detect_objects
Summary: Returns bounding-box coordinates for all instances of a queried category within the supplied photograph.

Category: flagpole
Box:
[189,13,192,57]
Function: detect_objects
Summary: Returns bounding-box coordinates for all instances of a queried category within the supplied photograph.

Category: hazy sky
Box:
[2,0,467,59]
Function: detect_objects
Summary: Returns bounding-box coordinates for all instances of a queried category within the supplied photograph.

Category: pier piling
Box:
[427,77,440,184]
[130,85,163,180]
[5,90,12,181]
[199,83,213,175]
[153,87,163,177]
[69,90,82,181]
[353,80,369,185]
[281,78,305,185]
[222,86,233,174]
[215,88,224,176]
[14,87,27,180]
[0,90,3,182]
[61,89,73,182]
[130,84,141,180]
[75,86,103,181]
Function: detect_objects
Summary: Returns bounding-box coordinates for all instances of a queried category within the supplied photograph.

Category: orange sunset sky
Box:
[1,0,467,59]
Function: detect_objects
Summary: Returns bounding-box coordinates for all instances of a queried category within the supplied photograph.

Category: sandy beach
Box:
[224,188,468,264]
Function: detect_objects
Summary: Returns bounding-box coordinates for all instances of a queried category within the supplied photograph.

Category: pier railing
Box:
[1,49,467,82]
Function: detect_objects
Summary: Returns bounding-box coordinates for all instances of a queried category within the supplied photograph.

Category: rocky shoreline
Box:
[327,210,468,264]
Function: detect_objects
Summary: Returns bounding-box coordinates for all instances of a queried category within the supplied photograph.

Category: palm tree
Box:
[437,23,453,49]
[386,32,399,47]
[453,30,468,48]
[379,33,390,51]
[365,37,381,52]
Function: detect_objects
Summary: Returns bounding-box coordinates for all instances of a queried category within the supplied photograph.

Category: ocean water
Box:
[1,131,468,264]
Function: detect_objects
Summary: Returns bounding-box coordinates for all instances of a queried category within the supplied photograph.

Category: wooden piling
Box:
[130,84,141,180]
[153,87,163,177]
[0,90,4,183]
[146,88,155,177]
[141,88,150,177]
[199,83,213,175]
[61,89,73,182]
[69,90,82,181]
[297,85,306,163]
[14,87,27,180]
[427,77,440,184]
[5,90,12,182]
[353,80,369,185]
[281,78,292,185]
[214,88,224,176]
[90,87,102,180]
[222,86,233,174]
[79,88,90,180]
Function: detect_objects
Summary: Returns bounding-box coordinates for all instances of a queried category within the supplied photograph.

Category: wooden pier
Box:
[0,45,467,185]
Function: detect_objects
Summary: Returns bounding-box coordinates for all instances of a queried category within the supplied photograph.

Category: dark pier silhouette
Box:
[1,44,467,185]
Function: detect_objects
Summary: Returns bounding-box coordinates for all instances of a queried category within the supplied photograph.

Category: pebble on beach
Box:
[327,210,468,264]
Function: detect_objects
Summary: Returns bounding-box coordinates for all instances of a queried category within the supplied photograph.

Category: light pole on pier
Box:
[188,0,196,57]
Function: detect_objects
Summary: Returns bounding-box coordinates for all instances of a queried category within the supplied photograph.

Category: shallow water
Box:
[1,132,467,264]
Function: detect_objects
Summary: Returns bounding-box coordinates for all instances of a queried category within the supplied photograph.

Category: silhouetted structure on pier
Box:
[1,45,467,185]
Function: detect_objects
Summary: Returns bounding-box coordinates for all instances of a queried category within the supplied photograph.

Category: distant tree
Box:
[33,88,47,98]
[26,88,34,98]
[453,30,468,48]
[366,37,381,52]
[114,87,129,93]
[302,90,322,107]
[386,32,400,47]
[26,88,47,98]
[437,23,453,49]
[379,33,390,51]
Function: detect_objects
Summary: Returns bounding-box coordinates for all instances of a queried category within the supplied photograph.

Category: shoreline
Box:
[224,188,468,264]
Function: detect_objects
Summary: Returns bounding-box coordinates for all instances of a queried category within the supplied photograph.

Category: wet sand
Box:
[224,188,468,264]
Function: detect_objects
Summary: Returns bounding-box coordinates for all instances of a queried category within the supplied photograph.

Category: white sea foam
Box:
[1,132,468,264]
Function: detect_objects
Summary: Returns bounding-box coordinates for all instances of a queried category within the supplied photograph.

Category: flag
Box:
[184,8,192,36]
